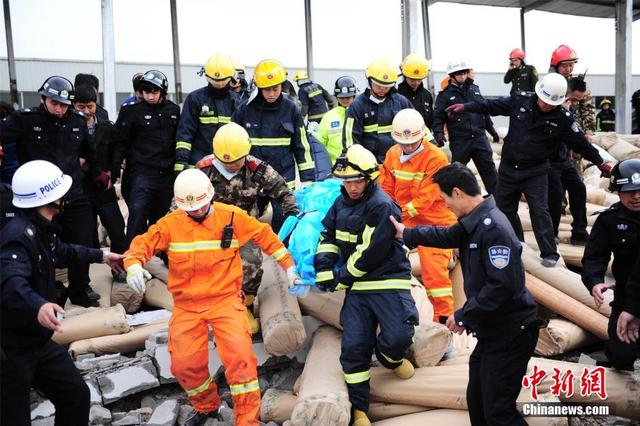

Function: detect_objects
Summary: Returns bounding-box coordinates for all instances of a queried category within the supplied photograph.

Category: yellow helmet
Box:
[213,122,251,163]
[365,57,398,87]
[332,144,379,181]
[293,70,309,82]
[401,53,430,79]
[600,98,612,107]
[254,59,287,88]
[174,169,215,212]
[204,53,235,81]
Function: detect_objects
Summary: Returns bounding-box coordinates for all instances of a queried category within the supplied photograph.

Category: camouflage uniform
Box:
[197,154,299,295]
[569,85,596,175]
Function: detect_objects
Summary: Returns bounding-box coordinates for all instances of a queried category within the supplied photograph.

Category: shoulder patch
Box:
[488,245,510,269]
[196,155,215,169]
[331,120,340,128]
[246,158,260,172]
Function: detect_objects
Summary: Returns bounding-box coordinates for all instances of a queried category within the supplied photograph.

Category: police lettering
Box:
[40,177,61,195]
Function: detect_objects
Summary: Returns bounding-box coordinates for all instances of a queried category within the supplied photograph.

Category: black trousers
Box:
[1,340,90,426]
[606,309,640,371]
[450,136,497,194]
[57,197,95,297]
[495,162,559,260]
[126,170,174,244]
[468,327,538,426]
[548,160,588,238]
[87,184,128,254]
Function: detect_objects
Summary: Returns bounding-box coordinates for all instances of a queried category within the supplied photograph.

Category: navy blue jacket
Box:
[0,212,103,348]
[1,106,101,202]
[433,80,494,141]
[175,85,240,171]
[582,202,640,313]
[463,93,604,169]
[624,255,640,317]
[297,81,334,120]
[403,196,537,338]
[315,182,412,292]
[232,92,315,185]
[343,88,413,163]
[115,99,180,173]
[397,80,434,129]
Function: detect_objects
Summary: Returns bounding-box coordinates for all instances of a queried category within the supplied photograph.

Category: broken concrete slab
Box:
[30,399,54,420]
[75,353,124,371]
[97,358,160,404]
[89,404,112,425]
[86,377,102,406]
[147,399,179,426]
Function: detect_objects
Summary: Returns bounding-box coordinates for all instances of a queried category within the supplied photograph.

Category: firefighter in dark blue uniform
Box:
[314,144,417,426]
[445,73,611,267]
[397,53,434,129]
[391,162,540,426]
[174,53,240,173]
[0,160,124,426]
[293,70,336,123]
[115,70,180,244]
[433,60,498,194]
[232,59,315,231]
[582,159,640,370]
[1,76,111,307]
[343,57,413,163]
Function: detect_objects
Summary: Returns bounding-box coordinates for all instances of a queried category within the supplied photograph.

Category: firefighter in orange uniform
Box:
[380,108,457,323]
[123,169,300,426]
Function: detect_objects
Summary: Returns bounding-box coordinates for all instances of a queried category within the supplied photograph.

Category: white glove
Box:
[126,264,151,294]
[286,266,301,288]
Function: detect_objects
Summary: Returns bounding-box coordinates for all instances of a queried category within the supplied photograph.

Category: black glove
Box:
[316,274,335,292]
[490,133,500,143]
[434,134,446,147]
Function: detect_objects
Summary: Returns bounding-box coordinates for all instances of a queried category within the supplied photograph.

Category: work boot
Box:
[86,287,101,300]
[540,257,558,268]
[69,288,100,307]
[184,409,220,426]
[570,232,589,246]
[353,409,371,426]
[247,310,260,334]
[393,358,415,379]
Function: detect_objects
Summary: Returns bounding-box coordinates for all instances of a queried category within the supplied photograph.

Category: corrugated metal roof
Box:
[430,0,640,20]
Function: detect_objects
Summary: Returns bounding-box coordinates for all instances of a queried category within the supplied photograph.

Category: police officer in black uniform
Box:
[616,254,640,346]
[0,160,124,426]
[582,159,640,370]
[115,70,180,243]
[445,73,611,267]
[391,162,540,426]
[1,76,111,307]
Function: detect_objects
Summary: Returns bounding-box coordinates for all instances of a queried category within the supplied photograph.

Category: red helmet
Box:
[550,45,578,67]
[509,48,525,60]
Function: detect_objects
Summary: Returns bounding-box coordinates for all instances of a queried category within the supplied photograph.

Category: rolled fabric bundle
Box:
[68,318,168,357]
[144,278,174,310]
[258,256,306,355]
[406,322,452,367]
[368,402,431,422]
[535,318,600,356]
[52,304,130,345]
[409,278,434,325]
[607,138,640,161]
[372,409,471,425]
[438,331,476,366]
[111,283,143,314]
[408,251,421,281]
[144,256,168,283]
[289,326,351,426]
[89,263,113,308]
[450,260,466,311]
[297,290,344,330]
[260,388,298,424]
[586,187,618,207]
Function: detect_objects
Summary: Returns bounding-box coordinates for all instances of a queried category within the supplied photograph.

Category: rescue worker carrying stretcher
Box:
[123,169,301,426]
[314,144,418,426]
[196,122,299,333]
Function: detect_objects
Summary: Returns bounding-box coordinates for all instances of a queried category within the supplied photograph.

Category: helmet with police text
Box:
[550,45,578,68]
[509,48,525,60]
[609,159,640,192]
[401,53,430,80]
[334,76,358,98]
[535,73,567,106]
[365,57,398,87]
[204,53,236,83]
[139,70,169,94]
[332,144,379,181]
[213,122,251,163]
[447,60,471,76]
[12,160,72,208]
[174,169,215,212]
[254,59,287,89]
[391,109,426,145]
[38,76,74,105]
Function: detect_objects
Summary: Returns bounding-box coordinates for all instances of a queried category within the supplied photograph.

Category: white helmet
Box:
[174,169,215,212]
[535,73,567,106]
[447,60,471,75]
[391,109,426,145]
[12,160,72,208]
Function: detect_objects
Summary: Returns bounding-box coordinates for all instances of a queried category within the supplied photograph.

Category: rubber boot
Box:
[393,358,415,379]
[353,409,371,426]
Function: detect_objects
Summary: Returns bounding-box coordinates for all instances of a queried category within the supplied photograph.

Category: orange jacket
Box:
[124,202,294,311]
[379,140,456,227]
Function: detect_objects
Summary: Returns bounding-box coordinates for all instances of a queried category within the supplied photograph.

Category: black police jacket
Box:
[0,211,103,348]
[115,99,180,173]
[464,93,604,169]
[403,196,537,338]
[582,202,640,312]
[397,80,434,129]
[1,105,101,202]
[624,255,640,317]
[315,182,412,292]
[433,80,491,141]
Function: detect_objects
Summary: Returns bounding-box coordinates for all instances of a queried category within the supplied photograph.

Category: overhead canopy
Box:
[430,0,640,20]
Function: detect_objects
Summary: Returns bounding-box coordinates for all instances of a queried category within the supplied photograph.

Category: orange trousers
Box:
[168,295,260,426]
[417,245,454,321]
